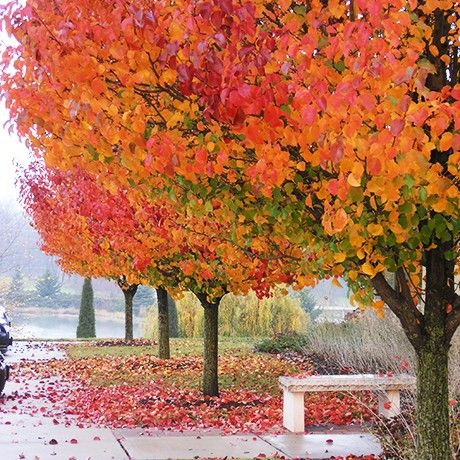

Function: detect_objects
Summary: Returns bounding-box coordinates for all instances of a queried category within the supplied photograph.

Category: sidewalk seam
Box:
[112,431,132,460]
[256,435,292,459]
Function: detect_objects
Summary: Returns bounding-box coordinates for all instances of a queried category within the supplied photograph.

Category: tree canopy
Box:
[2,0,459,456]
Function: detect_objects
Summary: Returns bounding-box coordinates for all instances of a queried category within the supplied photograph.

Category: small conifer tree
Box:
[35,269,61,298]
[76,277,96,338]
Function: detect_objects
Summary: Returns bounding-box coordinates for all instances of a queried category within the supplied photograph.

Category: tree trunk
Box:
[156,287,170,359]
[167,292,179,337]
[373,238,458,459]
[122,284,138,341]
[416,339,450,459]
[414,241,455,460]
[196,293,221,397]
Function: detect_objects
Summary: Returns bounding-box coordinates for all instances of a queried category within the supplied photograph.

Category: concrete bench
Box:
[279,374,416,432]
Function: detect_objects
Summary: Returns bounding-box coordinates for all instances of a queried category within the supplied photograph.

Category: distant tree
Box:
[8,268,25,303]
[76,277,96,338]
[168,293,179,338]
[35,269,61,298]
[0,205,22,275]
[292,289,321,322]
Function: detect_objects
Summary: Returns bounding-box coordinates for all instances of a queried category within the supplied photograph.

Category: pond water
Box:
[11,312,143,339]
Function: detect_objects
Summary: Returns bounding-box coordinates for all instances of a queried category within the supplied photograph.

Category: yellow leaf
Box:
[348,270,358,281]
[446,186,458,199]
[334,252,346,263]
[361,262,375,277]
[332,208,348,232]
[367,223,384,237]
[439,132,453,151]
[161,68,177,85]
[432,198,447,212]
[347,173,361,187]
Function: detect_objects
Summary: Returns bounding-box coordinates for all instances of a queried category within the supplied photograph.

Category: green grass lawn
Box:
[62,336,308,394]
[67,336,257,359]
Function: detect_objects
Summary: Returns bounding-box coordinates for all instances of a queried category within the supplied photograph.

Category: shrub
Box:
[253,333,308,353]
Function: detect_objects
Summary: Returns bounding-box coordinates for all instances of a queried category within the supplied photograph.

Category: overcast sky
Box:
[0,8,30,209]
[0,106,30,208]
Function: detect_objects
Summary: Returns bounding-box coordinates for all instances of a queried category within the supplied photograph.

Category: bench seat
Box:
[279,374,416,432]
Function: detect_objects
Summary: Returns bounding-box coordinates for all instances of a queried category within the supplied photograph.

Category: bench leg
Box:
[283,390,305,432]
[378,390,401,418]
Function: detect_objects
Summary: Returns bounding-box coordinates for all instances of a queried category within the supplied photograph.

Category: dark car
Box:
[0,355,8,394]
[0,308,12,354]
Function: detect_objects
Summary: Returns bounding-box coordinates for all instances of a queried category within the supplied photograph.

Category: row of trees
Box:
[6,269,61,301]
[4,268,157,312]
[1,1,459,457]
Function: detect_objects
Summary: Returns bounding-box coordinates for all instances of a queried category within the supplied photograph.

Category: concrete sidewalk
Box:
[118,430,382,459]
[0,425,382,459]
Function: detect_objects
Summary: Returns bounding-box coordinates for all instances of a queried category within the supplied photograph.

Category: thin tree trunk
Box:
[167,292,179,337]
[117,277,138,341]
[122,285,138,341]
[156,287,170,359]
[196,293,222,397]
[203,302,219,396]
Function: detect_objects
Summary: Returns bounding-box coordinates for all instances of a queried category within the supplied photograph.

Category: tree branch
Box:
[395,267,413,305]
[372,272,424,349]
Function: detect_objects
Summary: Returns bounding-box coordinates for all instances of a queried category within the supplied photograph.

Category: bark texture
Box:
[197,293,221,397]
[122,284,138,341]
[416,341,450,459]
[156,287,170,359]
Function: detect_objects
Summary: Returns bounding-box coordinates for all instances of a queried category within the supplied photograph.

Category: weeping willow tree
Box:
[143,287,308,339]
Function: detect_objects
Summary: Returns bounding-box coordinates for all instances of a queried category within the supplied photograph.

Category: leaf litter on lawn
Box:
[8,351,377,433]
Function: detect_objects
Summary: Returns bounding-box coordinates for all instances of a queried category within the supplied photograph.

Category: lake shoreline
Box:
[10,307,144,339]
[13,306,142,322]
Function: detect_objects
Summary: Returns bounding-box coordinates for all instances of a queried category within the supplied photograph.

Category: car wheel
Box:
[0,365,7,395]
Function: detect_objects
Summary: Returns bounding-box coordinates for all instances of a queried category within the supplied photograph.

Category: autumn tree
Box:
[19,162,168,343]
[5,3,459,454]
[19,160,287,394]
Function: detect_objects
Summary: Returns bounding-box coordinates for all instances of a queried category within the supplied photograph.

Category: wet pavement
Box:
[0,341,382,459]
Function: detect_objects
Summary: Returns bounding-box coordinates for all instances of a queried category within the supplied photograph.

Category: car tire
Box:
[0,364,8,395]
